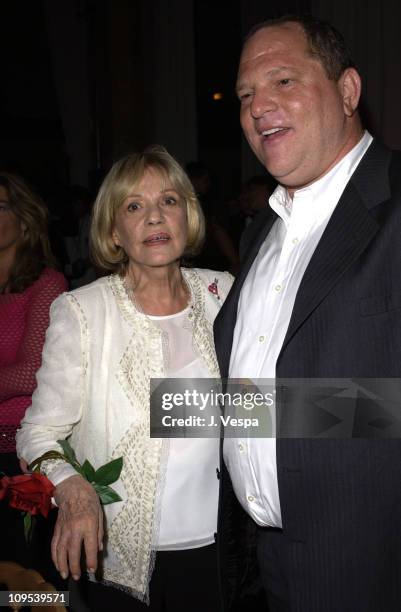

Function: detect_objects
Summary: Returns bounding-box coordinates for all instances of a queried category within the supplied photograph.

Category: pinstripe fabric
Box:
[215,140,401,611]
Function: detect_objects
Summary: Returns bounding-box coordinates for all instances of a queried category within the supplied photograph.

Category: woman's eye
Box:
[127,201,140,211]
[0,202,10,213]
[164,196,178,205]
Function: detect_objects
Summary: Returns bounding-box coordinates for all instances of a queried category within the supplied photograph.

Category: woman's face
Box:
[112,168,188,274]
[0,185,25,255]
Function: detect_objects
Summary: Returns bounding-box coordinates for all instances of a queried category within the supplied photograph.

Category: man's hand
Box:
[52,475,103,581]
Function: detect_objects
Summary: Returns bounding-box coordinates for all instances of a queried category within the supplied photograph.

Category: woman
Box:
[0,172,67,564]
[17,146,233,611]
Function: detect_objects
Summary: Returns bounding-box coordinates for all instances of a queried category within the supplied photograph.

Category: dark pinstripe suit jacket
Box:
[214,140,401,612]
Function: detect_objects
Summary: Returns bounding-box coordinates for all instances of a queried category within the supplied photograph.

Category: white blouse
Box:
[149,307,219,550]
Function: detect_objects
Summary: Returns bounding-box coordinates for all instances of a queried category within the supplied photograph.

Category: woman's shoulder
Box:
[49,275,115,322]
[183,267,234,300]
[27,267,68,301]
[65,274,112,302]
[34,267,68,290]
[185,267,234,285]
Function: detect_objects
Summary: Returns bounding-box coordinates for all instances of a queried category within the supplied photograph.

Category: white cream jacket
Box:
[16,268,233,601]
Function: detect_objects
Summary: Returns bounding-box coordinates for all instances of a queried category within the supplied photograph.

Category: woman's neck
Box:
[0,247,16,291]
[124,263,189,316]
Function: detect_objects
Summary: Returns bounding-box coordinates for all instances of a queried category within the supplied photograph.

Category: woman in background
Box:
[0,172,67,564]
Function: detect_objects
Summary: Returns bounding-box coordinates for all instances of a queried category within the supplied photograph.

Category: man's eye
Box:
[279,78,291,86]
[239,92,252,102]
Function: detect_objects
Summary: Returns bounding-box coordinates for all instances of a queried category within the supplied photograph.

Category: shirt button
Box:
[292,237,299,244]
[238,443,244,452]
[274,284,282,293]
[258,335,265,343]
[247,495,255,503]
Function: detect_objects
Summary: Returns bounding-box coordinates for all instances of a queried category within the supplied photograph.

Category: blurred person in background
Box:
[62,185,97,288]
[240,174,277,225]
[186,161,239,274]
[0,172,67,567]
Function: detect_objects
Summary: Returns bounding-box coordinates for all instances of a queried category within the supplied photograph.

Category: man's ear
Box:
[340,67,362,117]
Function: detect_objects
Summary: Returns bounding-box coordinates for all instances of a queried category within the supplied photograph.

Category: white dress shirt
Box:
[224,131,373,527]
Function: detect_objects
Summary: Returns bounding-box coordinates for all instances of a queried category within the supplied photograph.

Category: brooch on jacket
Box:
[208,278,220,300]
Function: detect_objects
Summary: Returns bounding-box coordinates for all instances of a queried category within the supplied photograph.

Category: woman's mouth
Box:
[143,233,171,246]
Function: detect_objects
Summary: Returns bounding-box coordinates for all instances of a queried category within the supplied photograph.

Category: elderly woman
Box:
[17,146,233,611]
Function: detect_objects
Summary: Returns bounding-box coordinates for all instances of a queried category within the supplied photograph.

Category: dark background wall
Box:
[2,0,401,206]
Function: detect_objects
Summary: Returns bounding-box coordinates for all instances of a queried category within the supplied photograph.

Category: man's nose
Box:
[250,87,278,119]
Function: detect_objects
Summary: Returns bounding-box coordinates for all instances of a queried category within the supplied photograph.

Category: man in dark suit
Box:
[214,14,401,612]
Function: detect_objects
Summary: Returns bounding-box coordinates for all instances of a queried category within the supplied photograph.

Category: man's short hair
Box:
[245,14,355,81]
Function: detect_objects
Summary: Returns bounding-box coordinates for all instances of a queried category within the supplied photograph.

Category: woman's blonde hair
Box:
[0,172,57,293]
[90,145,205,274]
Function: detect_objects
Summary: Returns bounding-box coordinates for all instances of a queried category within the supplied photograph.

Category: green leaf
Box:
[93,457,123,486]
[56,439,78,465]
[23,513,35,545]
[93,484,122,505]
[81,460,96,482]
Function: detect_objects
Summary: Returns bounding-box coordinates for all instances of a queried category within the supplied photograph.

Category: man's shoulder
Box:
[352,139,401,206]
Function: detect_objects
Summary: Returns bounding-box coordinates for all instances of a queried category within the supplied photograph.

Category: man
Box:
[214,15,401,612]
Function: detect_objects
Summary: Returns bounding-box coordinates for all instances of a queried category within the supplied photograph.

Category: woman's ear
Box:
[112,228,121,247]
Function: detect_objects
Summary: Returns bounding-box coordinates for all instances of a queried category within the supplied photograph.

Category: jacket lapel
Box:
[280,140,391,354]
[215,139,392,377]
[214,210,276,378]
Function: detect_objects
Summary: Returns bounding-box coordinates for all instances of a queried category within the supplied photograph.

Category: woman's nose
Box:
[146,202,164,224]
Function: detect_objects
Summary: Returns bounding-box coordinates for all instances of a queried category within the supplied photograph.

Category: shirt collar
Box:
[269,131,373,227]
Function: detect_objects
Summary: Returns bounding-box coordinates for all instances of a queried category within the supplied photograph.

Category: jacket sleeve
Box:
[16,293,84,485]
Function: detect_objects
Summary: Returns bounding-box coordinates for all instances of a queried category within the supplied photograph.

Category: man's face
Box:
[236,23,361,193]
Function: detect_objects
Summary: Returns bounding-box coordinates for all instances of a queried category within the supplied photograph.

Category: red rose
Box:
[0,473,55,518]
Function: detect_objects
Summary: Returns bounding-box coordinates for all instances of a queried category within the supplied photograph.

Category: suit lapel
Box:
[280,140,391,354]
[214,211,276,378]
[215,139,392,377]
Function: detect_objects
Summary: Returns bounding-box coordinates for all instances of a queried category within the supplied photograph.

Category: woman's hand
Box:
[19,458,29,473]
[52,475,104,581]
